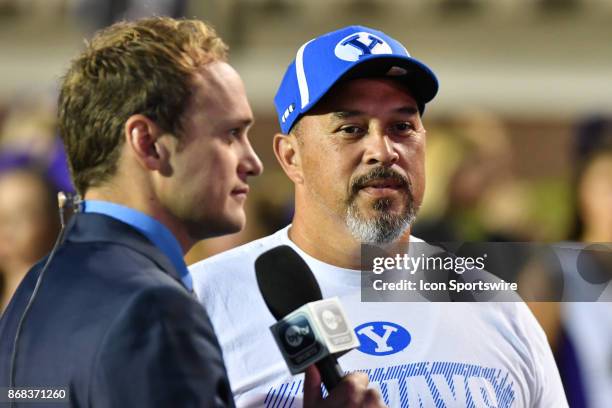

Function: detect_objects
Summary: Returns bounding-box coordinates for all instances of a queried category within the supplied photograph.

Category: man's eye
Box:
[227,128,242,142]
[392,122,413,132]
[339,126,364,135]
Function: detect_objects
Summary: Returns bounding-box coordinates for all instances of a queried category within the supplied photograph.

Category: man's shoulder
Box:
[44,240,195,316]
[189,228,289,309]
[190,228,288,278]
[20,239,193,328]
[0,251,202,393]
[61,234,177,281]
[459,301,548,354]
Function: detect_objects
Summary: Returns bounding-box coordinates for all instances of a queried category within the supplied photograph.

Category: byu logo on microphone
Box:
[334,32,393,62]
[355,321,411,356]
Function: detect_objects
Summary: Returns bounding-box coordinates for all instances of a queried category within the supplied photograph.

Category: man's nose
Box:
[239,139,264,179]
[362,130,399,166]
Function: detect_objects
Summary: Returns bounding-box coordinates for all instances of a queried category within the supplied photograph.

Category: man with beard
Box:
[190,26,567,407]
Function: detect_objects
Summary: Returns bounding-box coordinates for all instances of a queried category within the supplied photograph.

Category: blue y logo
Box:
[355,321,411,356]
[334,32,392,62]
[342,34,383,58]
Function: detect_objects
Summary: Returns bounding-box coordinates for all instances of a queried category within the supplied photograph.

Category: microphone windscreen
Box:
[255,245,323,320]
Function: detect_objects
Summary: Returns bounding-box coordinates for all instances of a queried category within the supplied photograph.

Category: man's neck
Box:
[288,219,361,270]
[289,208,412,270]
[84,188,194,254]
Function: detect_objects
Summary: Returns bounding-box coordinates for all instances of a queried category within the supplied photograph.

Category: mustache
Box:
[349,167,410,198]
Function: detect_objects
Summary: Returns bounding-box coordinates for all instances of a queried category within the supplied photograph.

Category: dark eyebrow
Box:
[331,111,363,120]
[228,117,254,128]
[330,106,418,120]
[395,107,419,116]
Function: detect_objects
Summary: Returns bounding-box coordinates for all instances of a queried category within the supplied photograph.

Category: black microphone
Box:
[255,245,359,391]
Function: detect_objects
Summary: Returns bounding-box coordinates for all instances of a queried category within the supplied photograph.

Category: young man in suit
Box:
[0,17,259,407]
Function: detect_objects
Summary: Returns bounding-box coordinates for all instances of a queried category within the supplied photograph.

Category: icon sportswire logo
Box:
[355,321,411,356]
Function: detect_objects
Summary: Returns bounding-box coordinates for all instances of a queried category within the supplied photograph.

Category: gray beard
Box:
[345,196,416,244]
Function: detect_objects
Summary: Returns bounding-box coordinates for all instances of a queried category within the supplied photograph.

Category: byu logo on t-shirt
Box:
[334,32,393,62]
[355,321,411,356]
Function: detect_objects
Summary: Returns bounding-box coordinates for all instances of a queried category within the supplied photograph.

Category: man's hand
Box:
[303,365,386,408]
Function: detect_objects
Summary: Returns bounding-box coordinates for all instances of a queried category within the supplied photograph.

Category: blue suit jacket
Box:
[0,213,234,407]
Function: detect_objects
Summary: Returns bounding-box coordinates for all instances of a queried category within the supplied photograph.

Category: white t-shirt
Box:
[190,226,568,407]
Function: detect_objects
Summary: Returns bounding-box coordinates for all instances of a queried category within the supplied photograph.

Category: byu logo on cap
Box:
[334,32,393,62]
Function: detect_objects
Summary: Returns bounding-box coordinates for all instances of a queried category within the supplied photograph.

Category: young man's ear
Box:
[124,114,171,174]
[273,132,304,184]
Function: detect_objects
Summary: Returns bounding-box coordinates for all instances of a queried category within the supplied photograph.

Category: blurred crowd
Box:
[0,92,610,406]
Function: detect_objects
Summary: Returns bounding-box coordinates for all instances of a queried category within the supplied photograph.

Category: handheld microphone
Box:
[255,245,359,391]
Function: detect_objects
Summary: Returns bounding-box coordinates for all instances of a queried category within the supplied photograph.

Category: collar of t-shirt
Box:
[82,200,193,291]
[278,225,424,294]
